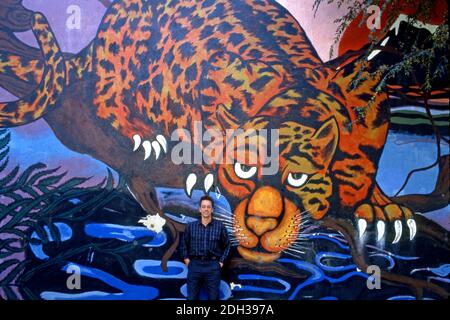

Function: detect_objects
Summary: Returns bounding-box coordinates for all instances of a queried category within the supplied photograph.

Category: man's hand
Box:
[184,258,190,266]
[219,262,223,268]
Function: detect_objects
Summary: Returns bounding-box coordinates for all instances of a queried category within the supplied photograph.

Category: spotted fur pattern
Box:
[0,13,66,126]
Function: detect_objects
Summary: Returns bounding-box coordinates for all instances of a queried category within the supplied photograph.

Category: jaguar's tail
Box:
[0,12,66,127]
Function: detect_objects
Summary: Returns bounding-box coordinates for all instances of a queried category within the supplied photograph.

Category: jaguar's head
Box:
[215,98,339,262]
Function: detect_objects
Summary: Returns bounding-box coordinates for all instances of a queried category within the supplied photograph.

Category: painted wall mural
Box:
[0,0,448,300]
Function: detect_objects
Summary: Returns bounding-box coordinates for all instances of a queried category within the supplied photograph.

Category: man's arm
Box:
[219,223,231,266]
[180,224,190,266]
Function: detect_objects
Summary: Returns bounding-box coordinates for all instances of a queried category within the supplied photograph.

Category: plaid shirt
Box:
[180,219,231,263]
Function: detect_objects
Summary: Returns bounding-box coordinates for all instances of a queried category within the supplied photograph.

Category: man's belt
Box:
[190,255,218,261]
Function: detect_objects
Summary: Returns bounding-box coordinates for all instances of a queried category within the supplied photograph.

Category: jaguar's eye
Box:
[287,172,308,188]
[234,162,257,179]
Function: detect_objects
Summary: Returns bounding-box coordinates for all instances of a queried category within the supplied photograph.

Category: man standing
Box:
[180,195,231,300]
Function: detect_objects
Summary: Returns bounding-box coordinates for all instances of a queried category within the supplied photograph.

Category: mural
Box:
[0,0,448,300]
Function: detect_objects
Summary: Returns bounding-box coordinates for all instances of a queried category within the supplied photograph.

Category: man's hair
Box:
[199,195,214,208]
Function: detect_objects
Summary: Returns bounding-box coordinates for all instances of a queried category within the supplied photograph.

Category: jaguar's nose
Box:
[247,186,283,218]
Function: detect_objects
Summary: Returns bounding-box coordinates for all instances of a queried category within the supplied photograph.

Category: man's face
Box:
[199,199,213,219]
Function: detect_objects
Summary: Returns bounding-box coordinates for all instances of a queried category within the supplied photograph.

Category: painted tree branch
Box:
[0,0,33,32]
[160,219,185,272]
[393,154,450,213]
[0,0,45,61]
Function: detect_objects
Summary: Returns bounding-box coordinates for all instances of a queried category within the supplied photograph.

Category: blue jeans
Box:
[187,259,221,300]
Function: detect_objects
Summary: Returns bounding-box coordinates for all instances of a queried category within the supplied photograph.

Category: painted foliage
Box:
[0,0,448,300]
